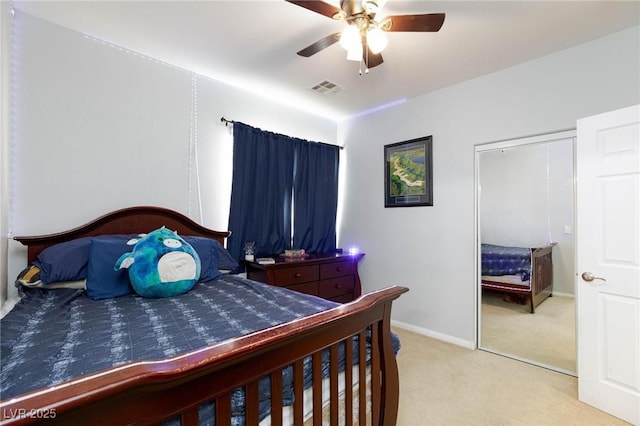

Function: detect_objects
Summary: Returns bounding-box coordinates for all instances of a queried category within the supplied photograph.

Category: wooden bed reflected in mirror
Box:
[476,131,576,375]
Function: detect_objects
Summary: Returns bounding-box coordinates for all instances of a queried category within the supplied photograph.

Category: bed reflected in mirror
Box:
[477,134,576,376]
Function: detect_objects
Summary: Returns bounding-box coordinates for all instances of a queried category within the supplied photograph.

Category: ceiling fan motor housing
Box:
[340,0,366,17]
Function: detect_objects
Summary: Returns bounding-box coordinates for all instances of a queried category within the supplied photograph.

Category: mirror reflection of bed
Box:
[478,135,576,375]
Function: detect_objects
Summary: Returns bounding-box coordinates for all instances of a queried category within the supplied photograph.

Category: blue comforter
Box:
[1,275,399,424]
[481,244,532,281]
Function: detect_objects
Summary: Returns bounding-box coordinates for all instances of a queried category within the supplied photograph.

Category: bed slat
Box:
[345,336,354,425]
[215,393,231,425]
[293,360,304,425]
[270,371,283,425]
[180,407,199,426]
[245,381,259,424]
[312,352,323,426]
[371,325,381,425]
[358,330,367,424]
[329,344,339,425]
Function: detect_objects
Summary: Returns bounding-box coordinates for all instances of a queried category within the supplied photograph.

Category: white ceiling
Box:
[12,0,640,121]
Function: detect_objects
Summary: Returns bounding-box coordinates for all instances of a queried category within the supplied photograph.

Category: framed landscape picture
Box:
[384,136,433,207]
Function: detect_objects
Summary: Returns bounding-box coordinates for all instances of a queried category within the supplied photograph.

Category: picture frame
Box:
[384,136,433,207]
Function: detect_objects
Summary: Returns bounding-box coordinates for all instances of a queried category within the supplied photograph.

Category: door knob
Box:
[581,272,606,282]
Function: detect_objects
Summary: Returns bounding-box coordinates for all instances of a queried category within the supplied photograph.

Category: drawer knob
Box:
[294,273,302,278]
[335,284,342,289]
[336,267,343,272]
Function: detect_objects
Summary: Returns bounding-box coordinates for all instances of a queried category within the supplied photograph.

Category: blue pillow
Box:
[213,240,239,271]
[183,237,222,282]
[31,233,229,295]
[86,236,137,300]
[34,237,92,283]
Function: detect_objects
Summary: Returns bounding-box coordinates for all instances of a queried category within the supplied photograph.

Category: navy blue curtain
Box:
[227,123,296,262]
[227,122,340,264]
[293,141,340,253]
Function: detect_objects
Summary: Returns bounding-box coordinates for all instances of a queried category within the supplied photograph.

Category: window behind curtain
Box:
[292,140,340,253]
[227,123,339,264]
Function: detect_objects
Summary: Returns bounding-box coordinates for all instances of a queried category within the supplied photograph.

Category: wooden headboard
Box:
[14,206,231,264]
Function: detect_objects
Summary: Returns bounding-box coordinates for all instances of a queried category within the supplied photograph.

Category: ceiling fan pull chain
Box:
[359,44,369,75]
[364,45,369,74]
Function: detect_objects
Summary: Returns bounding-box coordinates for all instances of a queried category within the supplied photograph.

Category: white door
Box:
[576,104,640,425]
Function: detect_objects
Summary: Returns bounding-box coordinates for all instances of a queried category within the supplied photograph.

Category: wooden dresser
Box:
[244,252,365,303]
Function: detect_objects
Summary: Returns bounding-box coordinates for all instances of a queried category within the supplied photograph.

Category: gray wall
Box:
[0,3,11,309]
[2,11,337,303]
[338,26,640,346]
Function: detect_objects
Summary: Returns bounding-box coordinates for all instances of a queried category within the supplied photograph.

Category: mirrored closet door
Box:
[476,131,576,375]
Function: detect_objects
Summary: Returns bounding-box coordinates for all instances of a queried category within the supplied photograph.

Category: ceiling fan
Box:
[286,0,445,72]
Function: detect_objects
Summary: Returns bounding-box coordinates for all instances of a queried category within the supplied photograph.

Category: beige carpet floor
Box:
[393,327,629,426]
[480,291,576,374]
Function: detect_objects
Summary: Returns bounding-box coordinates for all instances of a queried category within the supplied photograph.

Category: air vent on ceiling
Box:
[310,80,345,96]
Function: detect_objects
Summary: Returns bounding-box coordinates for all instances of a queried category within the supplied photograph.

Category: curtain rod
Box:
[220,117,343,150]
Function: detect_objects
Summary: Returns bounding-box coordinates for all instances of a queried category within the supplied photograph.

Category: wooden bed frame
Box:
[481,244,555,314]
[1,206,408,425]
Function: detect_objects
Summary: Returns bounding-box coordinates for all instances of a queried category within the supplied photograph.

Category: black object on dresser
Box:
[245,252,365,303]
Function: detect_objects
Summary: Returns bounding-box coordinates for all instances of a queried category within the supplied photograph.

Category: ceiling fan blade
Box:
[384,13,445,32]
[285,0,343,19]
[297,33,341,57]
[363,47,384,69]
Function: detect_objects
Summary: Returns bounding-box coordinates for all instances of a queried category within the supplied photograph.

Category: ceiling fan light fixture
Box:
[340,25,361,51]
[287,0,446,72]
[367,26,388,54]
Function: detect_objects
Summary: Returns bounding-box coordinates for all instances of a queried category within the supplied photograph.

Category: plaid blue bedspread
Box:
[481,244,532,281]
[1,275,400,424]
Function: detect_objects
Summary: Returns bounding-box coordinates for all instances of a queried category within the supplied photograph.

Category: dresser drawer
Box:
[320,260,355,280]
[244,252,363,304]
[273,265,319,286]
[285,282,319,297]
[318,276,354,300]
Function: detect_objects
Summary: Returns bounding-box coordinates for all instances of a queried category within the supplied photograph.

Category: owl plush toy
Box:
[115,227,201,298]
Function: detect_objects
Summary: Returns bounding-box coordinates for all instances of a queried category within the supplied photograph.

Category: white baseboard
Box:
[391,320,475,350]
[552,291,575,298]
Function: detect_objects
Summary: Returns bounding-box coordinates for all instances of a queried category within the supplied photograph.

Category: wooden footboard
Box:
[530,245,554,311]
[481,244,555,313]
[0,286,408,426]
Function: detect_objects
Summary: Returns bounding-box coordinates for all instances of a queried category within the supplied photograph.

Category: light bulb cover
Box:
[367,27,388,54]
[340,25,361,51]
